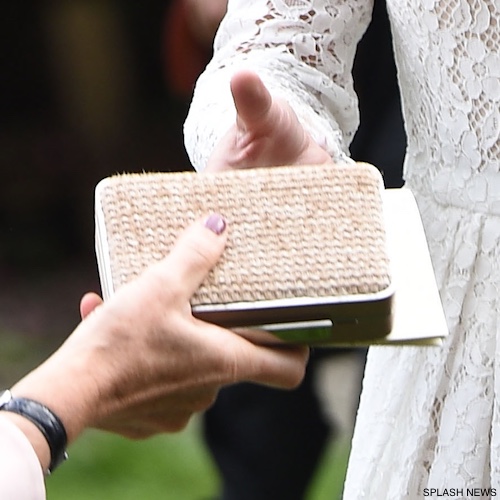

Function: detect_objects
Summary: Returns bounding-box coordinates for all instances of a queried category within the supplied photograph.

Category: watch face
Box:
[0,389,12,407]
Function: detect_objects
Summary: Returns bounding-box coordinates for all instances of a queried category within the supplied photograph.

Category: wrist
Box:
[10,333,101,443]
[0,390,67,473]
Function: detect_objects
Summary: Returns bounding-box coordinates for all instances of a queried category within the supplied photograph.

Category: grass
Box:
[45,418,350,500]
[1,330,351,499]
[46,420,219,500]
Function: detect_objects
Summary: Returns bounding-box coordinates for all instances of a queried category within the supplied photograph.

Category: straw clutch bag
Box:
[94,163,394,344]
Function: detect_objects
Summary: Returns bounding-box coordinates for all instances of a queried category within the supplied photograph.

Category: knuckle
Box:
[163,416,190,433]
[184,241,216,271]
[193,390,219,412]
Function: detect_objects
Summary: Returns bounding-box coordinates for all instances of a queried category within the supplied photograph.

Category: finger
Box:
[230,70,273,131]
[146,214,228,300]
[243,344,309,389]
[205,323,309,389]
[80,292,104,319]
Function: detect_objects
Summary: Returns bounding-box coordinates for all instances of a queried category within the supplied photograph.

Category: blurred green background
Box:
[45,422,350,499]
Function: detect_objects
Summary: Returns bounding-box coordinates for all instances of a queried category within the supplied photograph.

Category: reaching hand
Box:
[11,215,308,467]
[206,70,333,172]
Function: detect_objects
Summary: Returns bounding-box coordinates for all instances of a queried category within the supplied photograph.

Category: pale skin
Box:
[180,0,331,171]
[205,70,334,172]
[181,0,330,170]
[3,216,308,473]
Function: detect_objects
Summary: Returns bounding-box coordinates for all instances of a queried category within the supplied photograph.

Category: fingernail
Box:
[204,214,227,235]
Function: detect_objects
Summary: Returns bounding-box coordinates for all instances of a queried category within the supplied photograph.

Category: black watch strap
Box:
[0,390,68,473]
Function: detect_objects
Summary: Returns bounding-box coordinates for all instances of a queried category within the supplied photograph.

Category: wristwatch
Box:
[0,389,68,473]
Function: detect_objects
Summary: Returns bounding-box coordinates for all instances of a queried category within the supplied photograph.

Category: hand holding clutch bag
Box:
[94,163,400,345]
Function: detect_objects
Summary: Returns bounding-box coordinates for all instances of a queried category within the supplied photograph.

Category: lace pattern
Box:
[185,0,373,170]
[185,0,500,497]
[388,0,500,212]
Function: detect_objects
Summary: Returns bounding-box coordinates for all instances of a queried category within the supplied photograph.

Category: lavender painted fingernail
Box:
[204,214,227,235]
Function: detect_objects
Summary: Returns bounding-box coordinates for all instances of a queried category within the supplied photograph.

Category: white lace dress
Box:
[185,0,500,498]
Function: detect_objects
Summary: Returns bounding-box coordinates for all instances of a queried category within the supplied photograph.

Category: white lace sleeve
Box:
[184,0,373,172]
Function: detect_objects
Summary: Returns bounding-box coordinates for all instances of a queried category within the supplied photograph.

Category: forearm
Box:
[8,321,104,470]
[185,0,373,170]
[0,319,110,494]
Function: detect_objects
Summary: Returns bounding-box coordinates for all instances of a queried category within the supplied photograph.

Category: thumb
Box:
[80,292,104,319]
[145,214,228,300]
[231,70,273,131]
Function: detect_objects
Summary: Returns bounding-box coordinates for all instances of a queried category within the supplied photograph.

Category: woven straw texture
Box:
[96,163,391,306]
